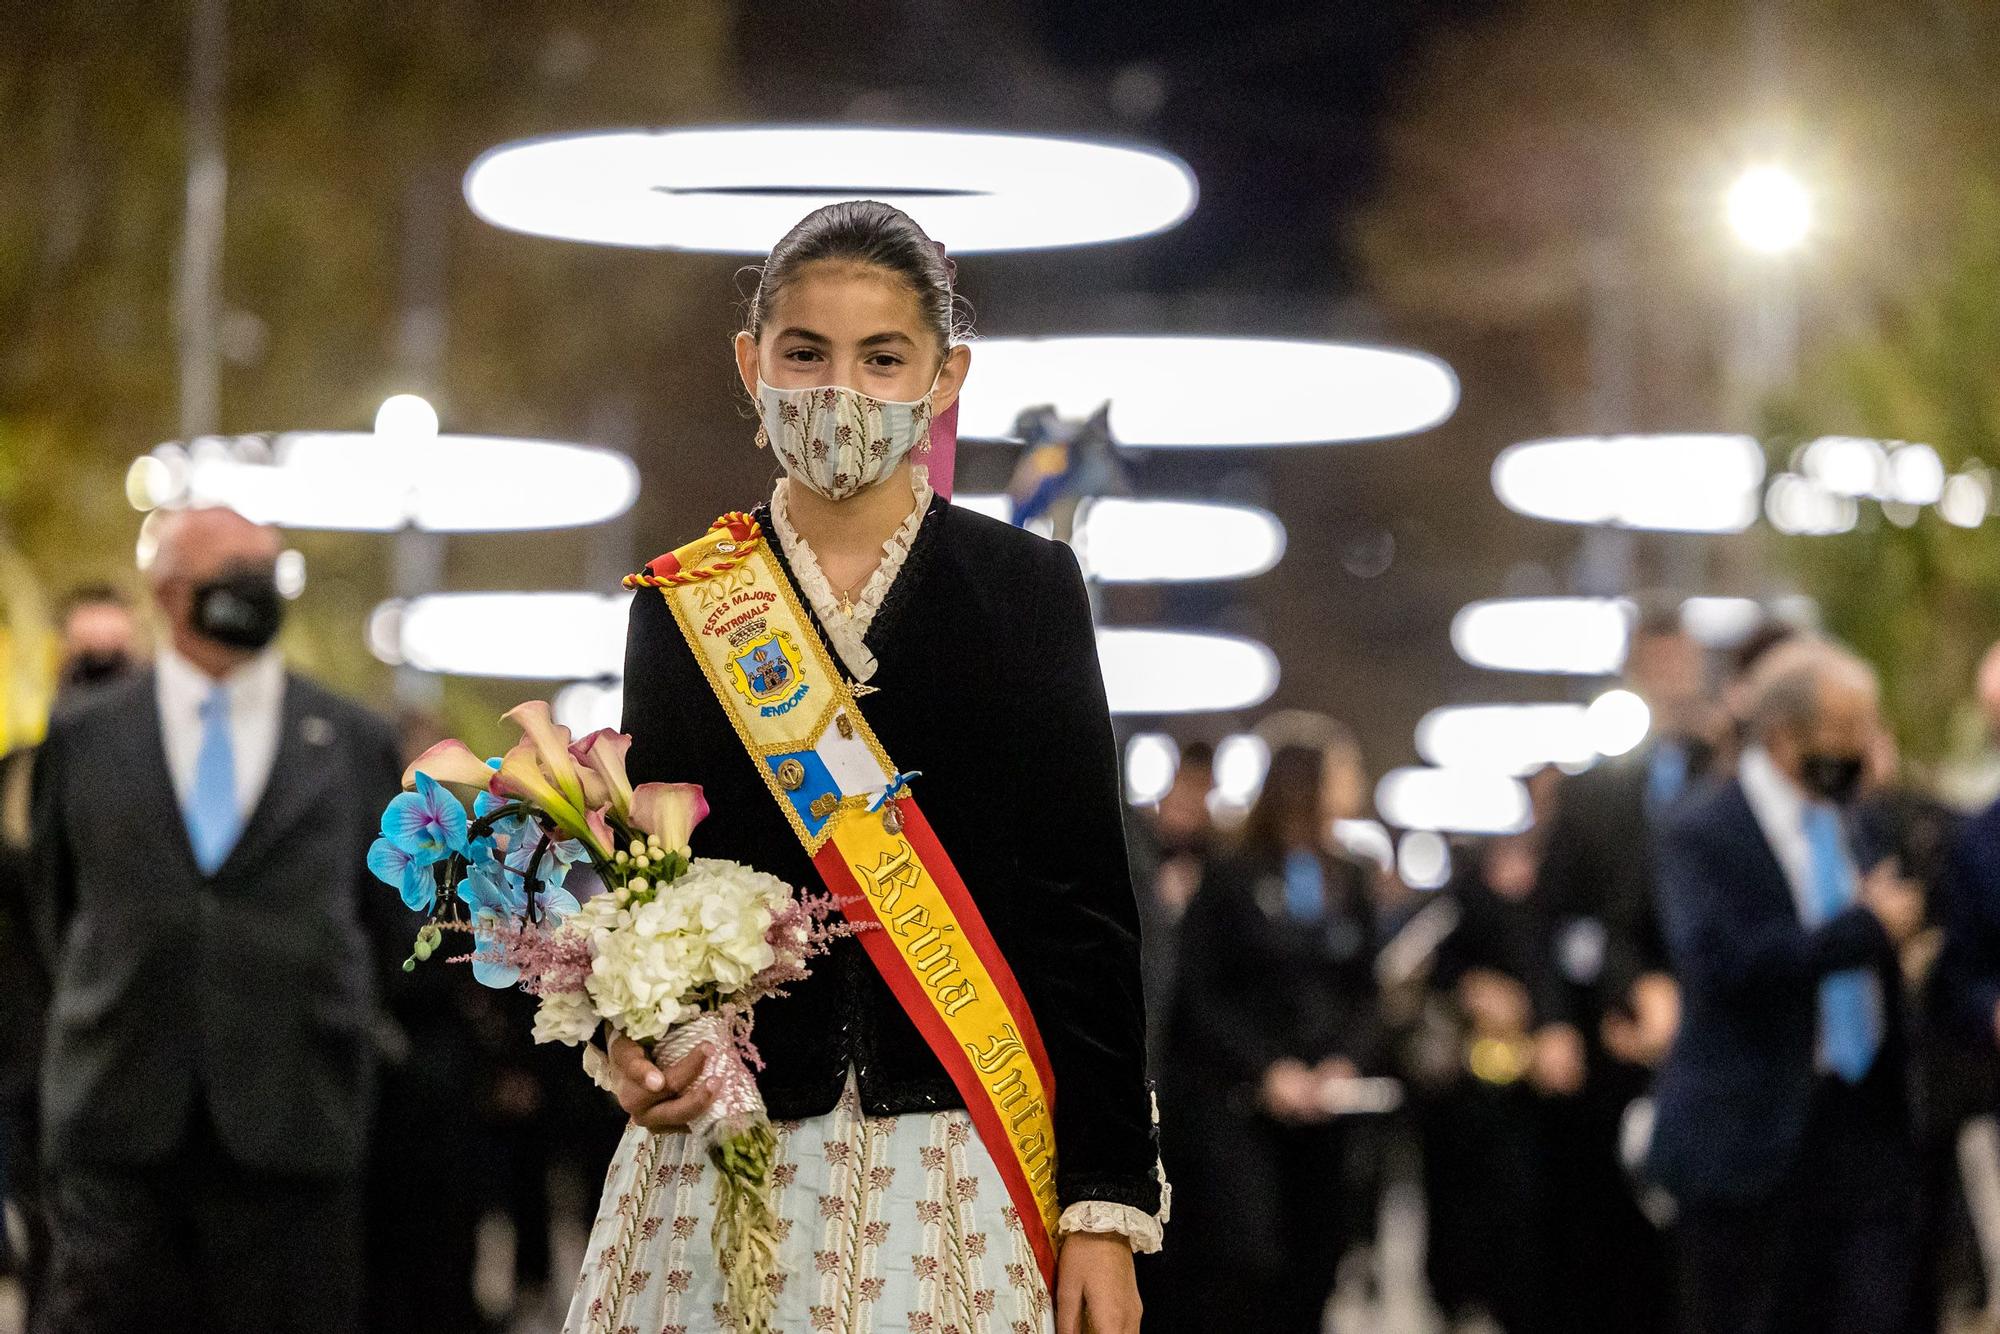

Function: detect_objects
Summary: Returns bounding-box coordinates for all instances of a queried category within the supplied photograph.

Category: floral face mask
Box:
[756,379,934,503]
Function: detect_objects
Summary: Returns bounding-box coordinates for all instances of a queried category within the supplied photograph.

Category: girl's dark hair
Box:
[746,200,958,352]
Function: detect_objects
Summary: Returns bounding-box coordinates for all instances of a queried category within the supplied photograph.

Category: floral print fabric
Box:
[564,1077,1054,1334]
[758,382,933,504]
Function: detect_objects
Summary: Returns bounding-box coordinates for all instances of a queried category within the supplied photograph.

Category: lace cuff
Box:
[1058,1201,1163,1255]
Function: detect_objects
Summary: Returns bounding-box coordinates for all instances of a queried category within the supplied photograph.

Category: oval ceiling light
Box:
[134,432,640,532]
[1097,627,1280,714]
[959,337,1458,447]
[952,493,1015,523]
[1940,470,1993,528]
[1397,830,1453,890]
[464,126,1197,254]
[1584,689,1652,757]
[1376,766,1533,835]
[1415,702,1597,775]
[1679,596,1765,647]
[379,598,1278,714]
[1212,733,1272,805]
[554,678,625,735]
[373,592,632,679]
[952,494,1285,582]
[1123,732,1180,806]
[1451,597,1632,676]
[1074,497,1285,582]
[1492,433,1765,533]
[1765,472,1859,536]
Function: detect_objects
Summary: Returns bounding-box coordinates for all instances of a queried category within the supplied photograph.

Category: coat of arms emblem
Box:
[729,631,802,704]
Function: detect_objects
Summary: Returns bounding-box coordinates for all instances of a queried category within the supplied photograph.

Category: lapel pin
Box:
[302,716,335,747]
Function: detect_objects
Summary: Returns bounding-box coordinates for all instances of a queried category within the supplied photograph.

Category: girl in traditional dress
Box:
[565,201,1160,1334]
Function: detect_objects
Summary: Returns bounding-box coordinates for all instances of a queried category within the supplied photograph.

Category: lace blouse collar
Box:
[769,466,934,684]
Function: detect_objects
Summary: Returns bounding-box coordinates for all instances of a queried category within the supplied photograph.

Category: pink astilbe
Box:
[472,917,594,997]
[744,891,862,1003]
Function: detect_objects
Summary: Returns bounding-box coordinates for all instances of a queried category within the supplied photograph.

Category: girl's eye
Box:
[866,354,904,368]
[782,347,823,363]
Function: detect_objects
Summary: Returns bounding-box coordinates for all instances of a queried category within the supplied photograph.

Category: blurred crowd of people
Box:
[1133,607,2000,1334]
[8,510,2000,1334]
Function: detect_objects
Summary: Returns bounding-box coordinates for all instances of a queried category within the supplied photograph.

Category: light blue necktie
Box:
[185,683,242,875]
[1282,849,1325,921]
[1802,803,1880,1083]
[1646,742,1689,813]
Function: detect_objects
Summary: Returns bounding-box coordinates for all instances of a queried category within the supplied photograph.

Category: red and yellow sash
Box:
[626,513,1062,1287]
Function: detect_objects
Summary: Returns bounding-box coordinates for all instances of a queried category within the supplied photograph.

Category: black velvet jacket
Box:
[620,494,1159,1215]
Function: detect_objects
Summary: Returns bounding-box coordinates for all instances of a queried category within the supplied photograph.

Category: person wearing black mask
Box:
[1649,637,1925,1334]
[0,585,141,1323]
[30,507,405,1334]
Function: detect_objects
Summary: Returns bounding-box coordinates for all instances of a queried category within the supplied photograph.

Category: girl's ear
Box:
[930,342,972,414]
[733,330,760,400]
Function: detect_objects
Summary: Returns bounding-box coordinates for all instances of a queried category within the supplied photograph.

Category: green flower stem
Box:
[709,1121,781,1334]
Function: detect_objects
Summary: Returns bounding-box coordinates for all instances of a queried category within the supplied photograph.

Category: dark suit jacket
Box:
[1940,797,2000,1047]
[1164,845,1381,1098]
[1648,779,1907,1204]
[32,670,403,1178]
[1534,746,1677,1030]
[621,496,1158,1214]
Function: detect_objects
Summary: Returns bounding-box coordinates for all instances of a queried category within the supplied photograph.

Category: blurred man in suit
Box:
[0,586,144,1324]
[1531,605,1720,1332]
[32,508,403,1334]
[1651,638,1925,1334]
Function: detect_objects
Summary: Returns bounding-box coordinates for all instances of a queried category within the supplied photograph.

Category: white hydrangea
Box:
[531,989,599,1046]
[579,858,794,1040]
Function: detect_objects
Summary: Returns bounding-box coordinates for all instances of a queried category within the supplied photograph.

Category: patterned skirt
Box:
[563,1077,1055,1334]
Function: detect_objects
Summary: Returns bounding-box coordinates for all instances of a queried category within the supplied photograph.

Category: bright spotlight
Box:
[1726,165,1812,255]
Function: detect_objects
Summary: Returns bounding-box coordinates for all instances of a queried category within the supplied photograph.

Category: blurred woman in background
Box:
[1157,722,1384,1334]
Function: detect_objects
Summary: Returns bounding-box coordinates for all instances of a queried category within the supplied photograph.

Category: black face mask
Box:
[62,650,133,689]
[1799,752,1867,806]
[192,568,285,650]
[50,650,137,721]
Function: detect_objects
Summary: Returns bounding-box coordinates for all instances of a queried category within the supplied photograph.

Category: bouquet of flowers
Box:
[370,701,840,1334]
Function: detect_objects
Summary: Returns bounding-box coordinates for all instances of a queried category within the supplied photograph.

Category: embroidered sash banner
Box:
[626,513,1062,1287]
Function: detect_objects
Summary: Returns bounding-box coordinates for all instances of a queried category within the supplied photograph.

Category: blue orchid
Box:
[380,772,468,865]
[456,856,580,989]
[507,828,586,894]
[367,837,440,912]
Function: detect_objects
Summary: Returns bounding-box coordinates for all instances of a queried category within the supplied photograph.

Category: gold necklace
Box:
[833,568,872,615]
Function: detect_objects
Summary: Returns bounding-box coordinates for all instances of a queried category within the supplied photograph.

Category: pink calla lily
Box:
[569,728,637,817]
[628,782,709,855]
[400,738,494,792]
[585,807,617,862]
[502,700,588,811]
[494,740,592,846]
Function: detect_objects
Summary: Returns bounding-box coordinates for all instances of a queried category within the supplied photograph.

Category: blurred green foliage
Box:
[1768,187,2000,765]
